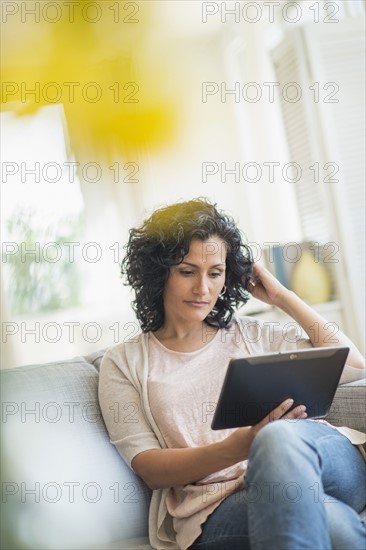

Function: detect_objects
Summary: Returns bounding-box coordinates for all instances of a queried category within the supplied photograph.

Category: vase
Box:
[291,249,332,304]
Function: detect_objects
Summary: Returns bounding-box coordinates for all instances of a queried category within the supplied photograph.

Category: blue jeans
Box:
[189,420,366,550]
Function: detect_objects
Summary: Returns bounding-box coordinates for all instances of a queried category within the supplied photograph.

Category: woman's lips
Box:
[184,301,209,307]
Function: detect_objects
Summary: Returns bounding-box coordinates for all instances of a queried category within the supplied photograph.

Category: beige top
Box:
[147,324,250,549]
[98,315,365,550]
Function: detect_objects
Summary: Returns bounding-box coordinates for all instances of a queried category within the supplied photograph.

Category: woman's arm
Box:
[132,399,306,490]
[248,263,365,370]
[100,349,306,491]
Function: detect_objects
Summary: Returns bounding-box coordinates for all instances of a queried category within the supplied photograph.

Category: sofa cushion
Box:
[88,536,153,549]
[85,349,107,373]
[1,356,150,550]
[327,379,366,433]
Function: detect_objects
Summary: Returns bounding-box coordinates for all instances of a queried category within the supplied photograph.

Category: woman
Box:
[98,198,366,550]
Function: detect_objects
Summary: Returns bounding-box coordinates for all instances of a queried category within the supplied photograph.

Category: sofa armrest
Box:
[327,379,366,433]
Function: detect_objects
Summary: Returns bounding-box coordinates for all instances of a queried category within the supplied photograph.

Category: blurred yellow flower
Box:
[1,1,177,155]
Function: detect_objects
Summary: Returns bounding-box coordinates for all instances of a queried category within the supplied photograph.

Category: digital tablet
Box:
[211,346,349,429]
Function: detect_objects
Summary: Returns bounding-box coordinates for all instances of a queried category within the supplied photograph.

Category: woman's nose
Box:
[193,276,209,294]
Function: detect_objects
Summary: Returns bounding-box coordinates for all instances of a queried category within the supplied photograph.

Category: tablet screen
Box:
[211,346,349,429]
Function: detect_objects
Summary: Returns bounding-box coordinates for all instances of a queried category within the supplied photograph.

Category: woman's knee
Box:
[250,419,301,456]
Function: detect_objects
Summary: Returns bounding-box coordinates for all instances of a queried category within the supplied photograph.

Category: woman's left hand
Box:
[246,263,366,372]
[246,263,289,307]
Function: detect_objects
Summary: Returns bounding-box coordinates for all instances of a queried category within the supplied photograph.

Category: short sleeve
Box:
[98,348,162,469]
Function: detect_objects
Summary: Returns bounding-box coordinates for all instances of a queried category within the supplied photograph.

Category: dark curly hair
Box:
[122,198,253,332]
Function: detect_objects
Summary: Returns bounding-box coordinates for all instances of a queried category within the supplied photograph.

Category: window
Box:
[1,105,86,365]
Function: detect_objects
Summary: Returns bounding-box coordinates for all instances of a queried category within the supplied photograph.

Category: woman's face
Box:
[162,236,227,327]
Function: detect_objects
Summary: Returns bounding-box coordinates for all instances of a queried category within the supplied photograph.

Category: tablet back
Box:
[211,346,349,429]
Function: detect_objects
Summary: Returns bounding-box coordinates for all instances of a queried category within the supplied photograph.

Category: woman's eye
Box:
[178,270,222,278]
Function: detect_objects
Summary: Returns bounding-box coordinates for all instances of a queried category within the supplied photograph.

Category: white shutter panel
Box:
[271,32,329,243]
[271,18,365,349]
[303,17,365,347]
[303,18,365,281]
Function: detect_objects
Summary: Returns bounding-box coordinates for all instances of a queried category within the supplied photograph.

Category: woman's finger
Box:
[255,398,294,428]
[282,404,307,421]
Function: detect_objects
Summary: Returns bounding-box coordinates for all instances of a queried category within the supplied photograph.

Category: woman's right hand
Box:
[132,400,307,490]
[223,399,307,463]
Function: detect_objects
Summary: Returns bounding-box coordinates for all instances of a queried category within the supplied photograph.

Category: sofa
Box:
[1,349,365,550]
